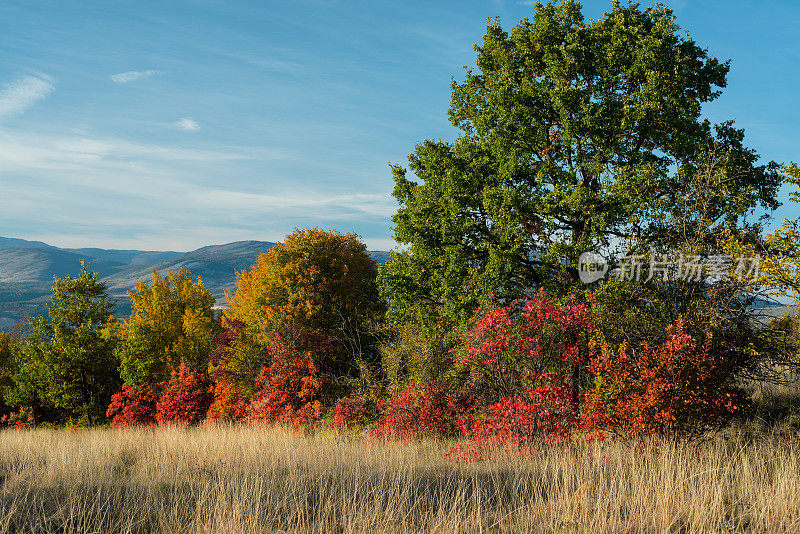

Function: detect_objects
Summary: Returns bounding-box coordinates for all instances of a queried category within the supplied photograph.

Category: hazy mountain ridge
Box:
[102,241,278,303]
[64,247,182,266]
[0,248,128,283]
[0,236,392,330]
[0,237,57,251]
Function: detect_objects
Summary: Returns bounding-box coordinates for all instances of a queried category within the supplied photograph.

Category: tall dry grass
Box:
[0,425,798,533]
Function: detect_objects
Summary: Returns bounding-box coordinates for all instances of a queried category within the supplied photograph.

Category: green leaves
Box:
[383,0,779,327]
[8,263,120,424]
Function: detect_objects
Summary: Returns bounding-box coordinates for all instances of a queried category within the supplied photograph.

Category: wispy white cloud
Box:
[0,128,393,251]
[109,70,160,84]
[0,131,258,174]
[190,189,396,218]
[0,74,54,119]
[175,117,201,131]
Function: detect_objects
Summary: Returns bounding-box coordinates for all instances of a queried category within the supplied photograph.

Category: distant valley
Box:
[0,236,391,331]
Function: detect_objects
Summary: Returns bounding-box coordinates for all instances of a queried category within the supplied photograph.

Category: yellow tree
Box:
[118,269,216,385]
[225,228,385,376]
[719,164,800,375]
[722,164,800,297]
[757,164,800,296]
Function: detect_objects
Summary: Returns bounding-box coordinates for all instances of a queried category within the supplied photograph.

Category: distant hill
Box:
[64,247,182,266]
[103,241,277,303]
[0,237,56,251]
[0,236,392,331]
[0,248,127,283]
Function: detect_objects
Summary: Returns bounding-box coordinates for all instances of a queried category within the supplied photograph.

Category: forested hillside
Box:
[0,236,391,329]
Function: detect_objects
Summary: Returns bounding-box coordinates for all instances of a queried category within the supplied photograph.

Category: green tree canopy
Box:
[6,262,119,424]
[0,332,16,415]
[381,0,780,325]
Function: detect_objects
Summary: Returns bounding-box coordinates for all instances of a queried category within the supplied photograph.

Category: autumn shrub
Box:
[368,292,593,446]
[332,387,383,432]
[332,394,366,430]
[590,277,765,382]
[459,289,593,408]
[362,292,749,453]
[155,362,213,427]
[370,380,478,441]
[245,339,327,430]
[449,372,576,460]
[582,320,743,439]
[205,381,249,424]
[0,407,34,429]
[106,383,160,428]
[205,320,266,423]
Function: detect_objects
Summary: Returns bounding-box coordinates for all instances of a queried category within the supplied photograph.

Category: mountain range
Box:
[0,237,391,331]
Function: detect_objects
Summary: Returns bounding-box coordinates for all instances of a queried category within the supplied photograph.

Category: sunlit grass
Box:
[0,424,798,533]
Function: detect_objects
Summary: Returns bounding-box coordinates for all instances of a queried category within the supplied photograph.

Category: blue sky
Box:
[0,0,798,252]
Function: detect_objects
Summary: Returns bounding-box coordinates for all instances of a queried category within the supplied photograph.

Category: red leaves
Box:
[1,407,34,429]
[367,292,592,454]
[155,362,213,427]
[106,383,159,428]
[102,287,741,450]
[582,320,742,439]
[370,381,478,441]
[205,321,252,424]
[459,289,592,404]
[333,394,367,431]
[245,339,327,430]
[205,380,248,423]
[107,364,214,428]
[108,332,331,430]
[449,372,575,460]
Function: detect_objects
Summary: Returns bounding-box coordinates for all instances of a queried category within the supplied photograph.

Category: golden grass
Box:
[0,425,799,533]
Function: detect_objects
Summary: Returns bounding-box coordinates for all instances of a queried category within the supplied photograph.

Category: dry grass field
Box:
[0,423,799,533]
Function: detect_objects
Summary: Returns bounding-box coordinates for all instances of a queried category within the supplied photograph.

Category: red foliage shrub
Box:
[460,289,593,408]
[333,394,367,431]
[245,340,327,430]
[155,361,213,427]
[333,387,384,432]
[370,381,478,441]
[1,407,34,429]
[205,380,249,423]
[206,320,255,423]
[448,372,575,460]
[106,383,160,427]
[366,292,593,448]
[582,320,742,439]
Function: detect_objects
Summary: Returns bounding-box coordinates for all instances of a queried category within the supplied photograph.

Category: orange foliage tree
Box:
[226,228,385,376]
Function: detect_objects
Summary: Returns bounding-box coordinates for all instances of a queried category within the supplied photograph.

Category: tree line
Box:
[2,1,800,451]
